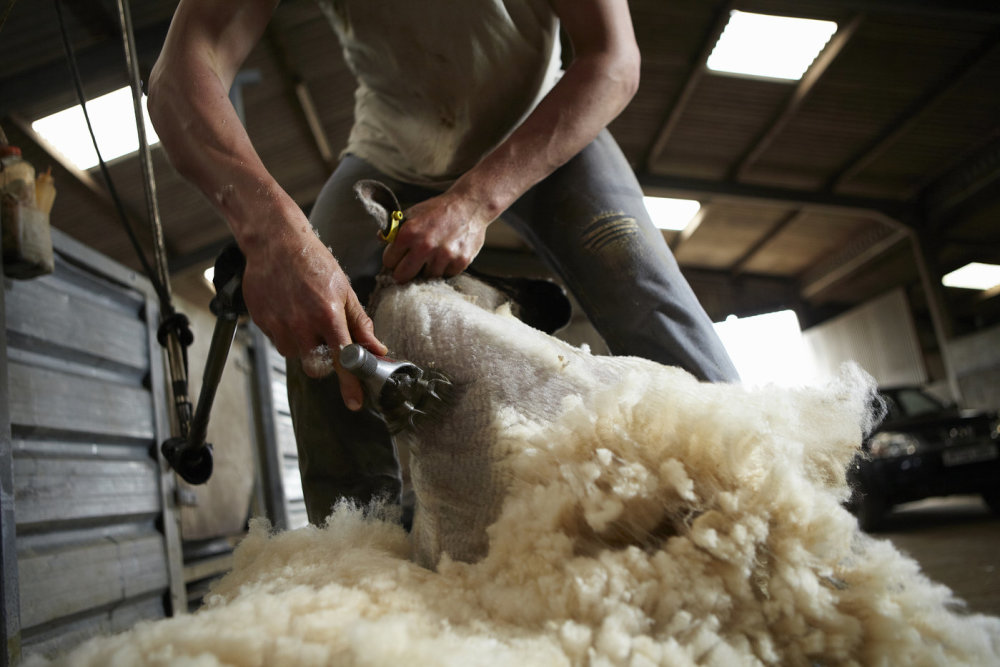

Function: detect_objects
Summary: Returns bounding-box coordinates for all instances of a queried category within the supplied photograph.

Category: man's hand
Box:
[241,227,387,411]
[381,192,489,283]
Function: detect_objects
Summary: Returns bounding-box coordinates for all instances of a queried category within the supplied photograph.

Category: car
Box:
[846,385,1000,531]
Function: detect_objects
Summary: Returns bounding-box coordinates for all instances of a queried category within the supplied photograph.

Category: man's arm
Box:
[382,0,641,282]
[148,0,385,410]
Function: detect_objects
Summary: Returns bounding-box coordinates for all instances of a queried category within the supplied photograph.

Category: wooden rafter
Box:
[729,209,803,277]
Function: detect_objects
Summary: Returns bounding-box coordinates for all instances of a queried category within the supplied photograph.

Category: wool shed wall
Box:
[947,324,1000,412]
[0,228,185,664]
[803,288,927,388]
[245,328,307,532]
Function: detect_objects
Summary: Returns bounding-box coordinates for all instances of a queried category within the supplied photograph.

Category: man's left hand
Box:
[381,192,489,283]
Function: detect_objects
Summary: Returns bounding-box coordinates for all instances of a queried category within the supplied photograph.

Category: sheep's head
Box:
[366,273,687,568]
[367,274,574,567]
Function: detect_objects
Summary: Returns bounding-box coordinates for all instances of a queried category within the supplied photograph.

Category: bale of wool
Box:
[29,275,1000,667]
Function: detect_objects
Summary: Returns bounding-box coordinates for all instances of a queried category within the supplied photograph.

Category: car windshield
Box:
[881,387,947,420]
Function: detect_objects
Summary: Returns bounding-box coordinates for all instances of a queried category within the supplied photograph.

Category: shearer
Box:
[148,0,740,526]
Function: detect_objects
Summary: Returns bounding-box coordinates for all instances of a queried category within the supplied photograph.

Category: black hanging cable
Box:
[52,0,170,306]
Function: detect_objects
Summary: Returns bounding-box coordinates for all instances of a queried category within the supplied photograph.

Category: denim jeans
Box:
[287,130,739,524]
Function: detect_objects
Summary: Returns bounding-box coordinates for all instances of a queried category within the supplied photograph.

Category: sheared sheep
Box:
[30,274,1000,666]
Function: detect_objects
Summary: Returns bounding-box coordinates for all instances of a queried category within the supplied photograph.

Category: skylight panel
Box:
[707,11,838,81]
[31,86,159,170]
[644,196,701,231]
[942,262,1000,291]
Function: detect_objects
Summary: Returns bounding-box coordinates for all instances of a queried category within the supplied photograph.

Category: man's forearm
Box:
[147,0,306,258]
[148,61,309,257]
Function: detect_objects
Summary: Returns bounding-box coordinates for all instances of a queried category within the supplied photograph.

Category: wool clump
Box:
[31,276,1000,666]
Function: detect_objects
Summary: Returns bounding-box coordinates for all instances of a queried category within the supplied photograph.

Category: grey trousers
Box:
[287,130,739,525]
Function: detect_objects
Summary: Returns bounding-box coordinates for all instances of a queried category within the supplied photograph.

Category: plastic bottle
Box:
[1,140,54,278]
[0,143,36,205]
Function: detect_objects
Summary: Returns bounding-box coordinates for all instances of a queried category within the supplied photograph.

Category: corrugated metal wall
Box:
[802,288,928,388]
[948,325,1000,412]
[248,329,307,531]
[1,229,184,664]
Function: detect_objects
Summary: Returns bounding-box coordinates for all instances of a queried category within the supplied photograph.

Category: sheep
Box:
[30,273,1000,666]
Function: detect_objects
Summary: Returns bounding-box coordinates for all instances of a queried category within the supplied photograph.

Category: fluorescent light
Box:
[707,11,838,81]
[942,262,1000,290]
[31,86,160,170]
[643,196,701,231]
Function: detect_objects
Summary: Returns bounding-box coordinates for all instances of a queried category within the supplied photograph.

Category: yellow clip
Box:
[379,209,404,243]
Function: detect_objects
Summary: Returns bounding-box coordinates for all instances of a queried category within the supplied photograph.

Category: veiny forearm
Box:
[147,0,305,259]
[148,61,308,258]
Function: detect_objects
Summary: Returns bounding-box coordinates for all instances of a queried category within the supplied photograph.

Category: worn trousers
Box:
[287,130,740,524]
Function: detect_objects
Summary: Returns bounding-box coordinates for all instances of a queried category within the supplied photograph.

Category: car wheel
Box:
[855,492,887,532]
[982,490,1000,515]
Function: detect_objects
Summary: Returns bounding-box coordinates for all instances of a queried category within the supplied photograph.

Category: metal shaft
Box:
[187,313,239,450]
[116,0,172,311]
[116,0,193,439]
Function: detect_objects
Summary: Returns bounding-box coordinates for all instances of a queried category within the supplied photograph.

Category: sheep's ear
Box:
[464,268,572,335]
[353,179,404,237]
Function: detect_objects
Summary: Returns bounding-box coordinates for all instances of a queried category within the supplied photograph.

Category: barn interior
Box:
[1,0,999,663]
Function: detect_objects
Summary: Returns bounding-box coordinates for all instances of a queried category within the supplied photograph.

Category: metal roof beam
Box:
[827,28,1000,193]
[642,1,735,173]
[0,21,169,118]
[822,0,1000,23]
[919,130,1000,225]
[799,224,910,298]
[638,172,913,227]
[62,0,119,41]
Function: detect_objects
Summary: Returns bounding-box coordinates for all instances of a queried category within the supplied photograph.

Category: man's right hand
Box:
[147,0,387,411]
[240,225,387,411]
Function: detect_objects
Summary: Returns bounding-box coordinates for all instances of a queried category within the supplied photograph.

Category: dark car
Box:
[847,385,1000,531]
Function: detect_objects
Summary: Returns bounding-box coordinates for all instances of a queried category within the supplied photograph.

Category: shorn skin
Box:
[31,275,1000,666]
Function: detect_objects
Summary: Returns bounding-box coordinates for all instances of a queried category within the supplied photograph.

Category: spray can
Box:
[1,131,55,279]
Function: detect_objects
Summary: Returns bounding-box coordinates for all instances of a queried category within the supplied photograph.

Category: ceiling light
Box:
[644,196,701,231]
[31,86,160,170]
[941,262,1000,290]
[707,10,838,81]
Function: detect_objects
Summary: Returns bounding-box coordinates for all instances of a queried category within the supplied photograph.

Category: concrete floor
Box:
[878,495,1000,618]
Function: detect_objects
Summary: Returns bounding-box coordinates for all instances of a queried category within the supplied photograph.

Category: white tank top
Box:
[323,0,563,188]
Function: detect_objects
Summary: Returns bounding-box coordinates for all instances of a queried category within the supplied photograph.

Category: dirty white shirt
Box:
[323,0,563,188]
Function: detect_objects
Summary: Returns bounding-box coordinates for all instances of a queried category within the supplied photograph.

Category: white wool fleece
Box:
[31,275,1000,666]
